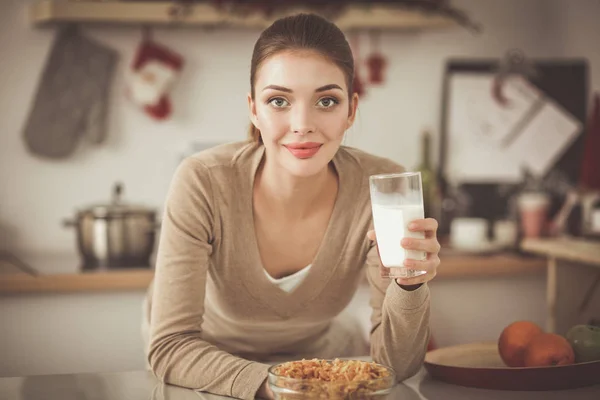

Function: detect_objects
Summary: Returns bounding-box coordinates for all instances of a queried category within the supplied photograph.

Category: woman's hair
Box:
[248,13,355,143]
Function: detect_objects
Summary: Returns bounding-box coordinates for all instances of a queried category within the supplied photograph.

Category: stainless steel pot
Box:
[64,183,159,269]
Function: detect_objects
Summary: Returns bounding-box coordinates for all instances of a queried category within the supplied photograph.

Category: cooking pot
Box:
[63,182,159,270]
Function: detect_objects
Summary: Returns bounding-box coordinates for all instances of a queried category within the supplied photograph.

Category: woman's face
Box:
[248,50,358,178]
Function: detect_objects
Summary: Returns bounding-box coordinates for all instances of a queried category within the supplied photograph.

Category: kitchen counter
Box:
[0,251,545,295]
[520,237,600,335]
[0,268,154,294]
[0,253,154,294]
[0,367,598,400]
[521,237,600,266]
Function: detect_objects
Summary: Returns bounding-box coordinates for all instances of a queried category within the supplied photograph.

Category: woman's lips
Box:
[284,142,323,159]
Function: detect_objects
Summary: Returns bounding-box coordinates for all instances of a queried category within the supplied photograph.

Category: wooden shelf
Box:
[521,238,600,267]
[0,269,154,295]
[29,1,458,31]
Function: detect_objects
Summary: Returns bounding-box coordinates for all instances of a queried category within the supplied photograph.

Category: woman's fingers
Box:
[401,237,441,254]
[395,253,441,285]
[404,254,440,270]
[408,218,438,237]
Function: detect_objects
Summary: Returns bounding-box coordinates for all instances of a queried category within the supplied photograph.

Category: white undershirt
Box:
[264,264,312,293]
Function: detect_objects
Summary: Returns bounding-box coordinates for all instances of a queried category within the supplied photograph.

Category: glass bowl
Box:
[267,359,397,399]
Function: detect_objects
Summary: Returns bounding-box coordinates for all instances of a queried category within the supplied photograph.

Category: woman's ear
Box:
[347,92,359,129]
[247,92,259,128]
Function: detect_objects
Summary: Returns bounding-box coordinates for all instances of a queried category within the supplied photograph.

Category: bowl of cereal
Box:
[267,358,396,399]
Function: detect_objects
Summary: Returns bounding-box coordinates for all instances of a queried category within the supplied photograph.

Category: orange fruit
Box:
[498,321,544,367]
[524,333,575,367]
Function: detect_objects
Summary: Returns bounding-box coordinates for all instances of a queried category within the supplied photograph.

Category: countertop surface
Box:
[0,368,598,400]
[0,251,546,294]
[521,238,600,266]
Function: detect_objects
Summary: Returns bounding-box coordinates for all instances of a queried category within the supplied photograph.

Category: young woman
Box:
[145,13,441,400]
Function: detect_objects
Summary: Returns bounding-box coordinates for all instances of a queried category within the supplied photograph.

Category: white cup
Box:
[450,218,488,250]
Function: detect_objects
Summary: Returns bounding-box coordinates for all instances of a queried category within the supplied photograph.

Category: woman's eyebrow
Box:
[315,84,343,92]
[261,84,343,93]
[262,85,292,93]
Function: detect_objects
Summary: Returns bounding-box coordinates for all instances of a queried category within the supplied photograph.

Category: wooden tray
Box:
[424,342,600,391]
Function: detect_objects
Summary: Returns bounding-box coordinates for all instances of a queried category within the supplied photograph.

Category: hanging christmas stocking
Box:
[127,40,184,120]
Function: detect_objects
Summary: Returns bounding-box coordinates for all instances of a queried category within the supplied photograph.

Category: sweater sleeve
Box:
[148,157,269,400]
[364,241,431,381]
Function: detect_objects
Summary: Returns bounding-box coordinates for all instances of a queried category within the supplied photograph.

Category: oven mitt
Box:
[22,25,118,159]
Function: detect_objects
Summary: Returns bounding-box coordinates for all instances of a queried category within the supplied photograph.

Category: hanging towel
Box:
[22,25,118,159]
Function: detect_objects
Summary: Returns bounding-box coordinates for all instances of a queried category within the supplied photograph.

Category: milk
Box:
[372,204,426,267]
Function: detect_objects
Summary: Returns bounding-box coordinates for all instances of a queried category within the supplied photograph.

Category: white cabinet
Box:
[0,291,147,377]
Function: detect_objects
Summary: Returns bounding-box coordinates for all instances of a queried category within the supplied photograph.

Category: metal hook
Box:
[491,48,541,107]
[498,48,539,79]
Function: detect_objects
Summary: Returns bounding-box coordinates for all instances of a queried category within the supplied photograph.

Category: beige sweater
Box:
[147,142,431,399]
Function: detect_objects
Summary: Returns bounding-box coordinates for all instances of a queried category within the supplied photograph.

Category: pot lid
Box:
[78,182,156,218]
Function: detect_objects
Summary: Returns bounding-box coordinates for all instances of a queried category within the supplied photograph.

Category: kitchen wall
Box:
[552,0,600,95]
[0,0,598,377]
[0,0,570,254]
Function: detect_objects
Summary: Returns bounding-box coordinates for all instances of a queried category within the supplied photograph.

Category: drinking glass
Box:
[369,172,427,279]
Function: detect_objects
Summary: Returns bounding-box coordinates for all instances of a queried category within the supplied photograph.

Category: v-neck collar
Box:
[237,144,357,318]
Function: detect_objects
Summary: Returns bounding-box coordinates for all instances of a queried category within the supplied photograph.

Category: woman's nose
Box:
[291,106,315,135]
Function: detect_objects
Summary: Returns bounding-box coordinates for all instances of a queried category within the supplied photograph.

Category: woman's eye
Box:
[317,97,339,108]
[268,98,289,108]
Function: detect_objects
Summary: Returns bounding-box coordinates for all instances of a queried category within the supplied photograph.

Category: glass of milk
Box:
[369,172,427,278]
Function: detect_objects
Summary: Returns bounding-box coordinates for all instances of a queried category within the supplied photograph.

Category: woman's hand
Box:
[367,218,441,287]
[397,218,441,286]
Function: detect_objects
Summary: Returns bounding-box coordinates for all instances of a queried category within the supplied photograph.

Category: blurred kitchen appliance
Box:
[63,183,159,270]
[580,191,600,240]
[586,193,600,240]
[551,190,600,239]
